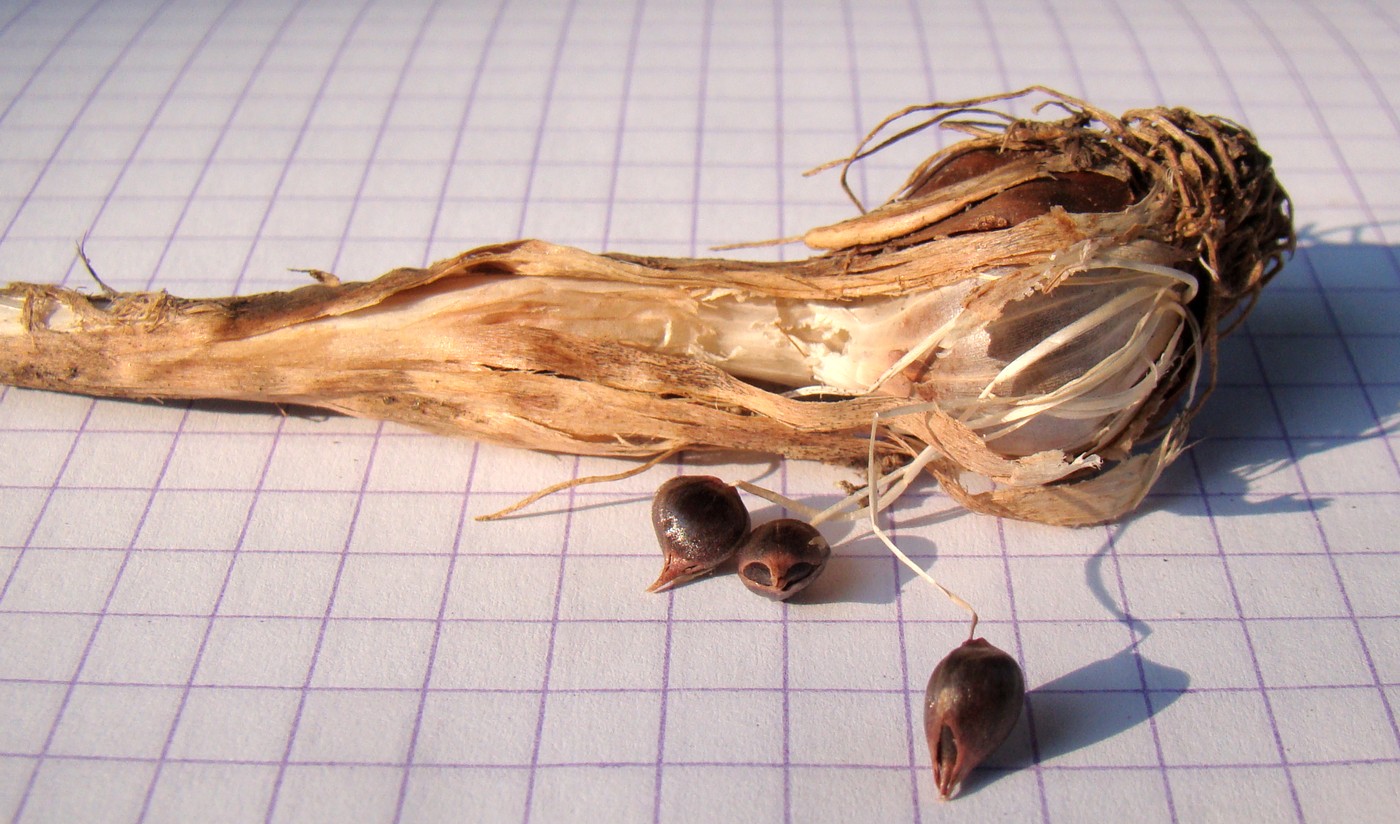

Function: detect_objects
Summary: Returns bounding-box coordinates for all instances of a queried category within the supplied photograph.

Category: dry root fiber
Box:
[0,88,1292,526]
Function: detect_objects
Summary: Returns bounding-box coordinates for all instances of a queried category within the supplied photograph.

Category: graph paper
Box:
[0,0,1397,822]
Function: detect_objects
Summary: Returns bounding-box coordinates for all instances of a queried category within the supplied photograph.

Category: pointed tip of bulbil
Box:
[644,557,695,593]
[924,637,1025,801]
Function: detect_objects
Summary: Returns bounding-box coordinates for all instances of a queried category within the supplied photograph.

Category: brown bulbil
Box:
[647,475,750,592]
[735,518,831,600]
[924,638,1025,800]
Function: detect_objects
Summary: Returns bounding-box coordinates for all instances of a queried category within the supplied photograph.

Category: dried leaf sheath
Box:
[0,89,1292,526]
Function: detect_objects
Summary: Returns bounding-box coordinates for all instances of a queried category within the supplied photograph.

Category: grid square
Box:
[1153,689,1282,766]
[262,435,375,492]
[0,548,124,612]
[658,766,786,824]
[0,613,98,681]
[1334,553,1400,616]
[29,489,152,549]
[1229,554,1352,618]
[663,689,784,764]
[365,435,478,493]
[1295,436,1400,493]
[1026,690,1163,767]
[787,690,910,767]
[789,767,916,823]
[1167,768,1298,824]
[538,690,661,764]
[309,618,435,689]
[216,552,339,617]
[0,682,66,753]
[161,433,276,489]
[1012,622,1145,694]
[1250,618,1375,688]
[1210,495,1327,555]
[143,763,279,824]
[289,689,419,764]
[133,490,254,551]
[329,554,449,619]
[442,555,560,620]
[240,492,358,553]
[429,621,553,691]
[412,691,539,765]
[269,765,403,824]
[348,492,463,555]
[47,684,184,758]
[167,687,301,762]
[525,766,654,824]
[547,621,665,691]
[665,619,783,690]
[1117,555,1240,620]
[1041,768,1173,824]
[1272,686,1400,763]
[81,615,207,684]
[1294,763,1400,824]
[1006,555,1118,622]
[787,621,903,691]
[58,431,176,489]
[20,760,156,824]
[108,549,231,614]
[398,767,529,824]
[0,388,92,431]
[194,616,322,687]
[557,555,668,621]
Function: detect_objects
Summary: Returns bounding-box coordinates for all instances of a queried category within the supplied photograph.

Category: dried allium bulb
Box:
[735,518,831,600]
[924,638,1025,800]
[647,475,750,592]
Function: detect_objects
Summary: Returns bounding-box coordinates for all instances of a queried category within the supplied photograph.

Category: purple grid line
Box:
[7,403,195,824]
[218,0,376,301]
[3,748,1385,773]
[1161,17,1316,815]
[390,440,481,822]
[126,0,317,293]
[836,1,923,818]
[256,4,433,821]
[1,1,1399,822]
[3,676,1397,701]
[516,6,582,820]
[387,0,508,818]
[132,412,290,822]
[771,5,794,822]
[259,414,388,823]
[0,0,106,129]
[0,0,171,262]
[125,3,318,818]
[1038,2,1182,818]
[518,455,582,824]
[0,0,44,37]
[969,3,1055,819]
[1234,0,1400,755]
[5,610,1397,629]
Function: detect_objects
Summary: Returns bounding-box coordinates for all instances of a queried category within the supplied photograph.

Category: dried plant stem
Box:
[0,88,1292,532]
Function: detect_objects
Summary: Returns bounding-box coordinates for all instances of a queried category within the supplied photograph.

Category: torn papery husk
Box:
[0,88,1293,526]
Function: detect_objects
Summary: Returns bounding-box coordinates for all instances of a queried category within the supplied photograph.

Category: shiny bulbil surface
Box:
[924,638,1025,800]
[647,475,750,592]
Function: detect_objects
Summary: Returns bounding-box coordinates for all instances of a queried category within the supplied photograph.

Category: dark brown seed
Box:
[734,518,831,601]
[924,637,1025,800]
[647,475,750,593]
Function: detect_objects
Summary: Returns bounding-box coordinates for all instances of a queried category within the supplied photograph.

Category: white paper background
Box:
[1,0,1398,822]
